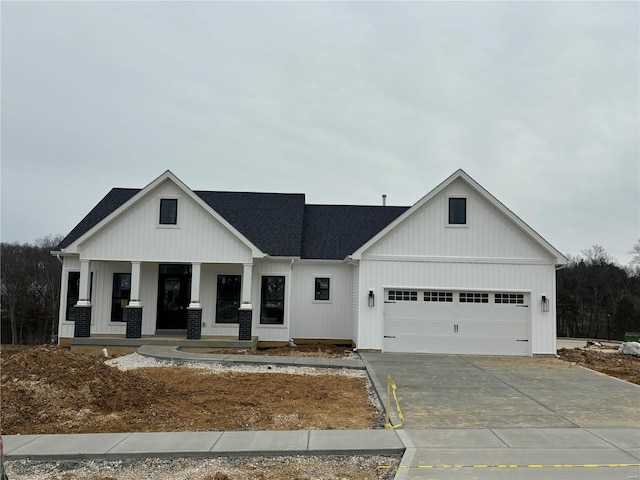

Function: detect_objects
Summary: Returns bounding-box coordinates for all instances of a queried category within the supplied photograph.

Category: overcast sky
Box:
[2,1,638,265]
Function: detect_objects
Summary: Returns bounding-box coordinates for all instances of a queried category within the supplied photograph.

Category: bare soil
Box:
[0,346,380,435]
[557,347,640,385]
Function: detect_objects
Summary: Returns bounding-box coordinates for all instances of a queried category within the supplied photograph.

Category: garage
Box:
[383,289,530,356]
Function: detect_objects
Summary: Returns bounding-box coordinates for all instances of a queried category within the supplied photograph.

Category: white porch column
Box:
[240,263,253,308]
[129,261,142,307]
[76,260,91,306]
[189,262,202,309]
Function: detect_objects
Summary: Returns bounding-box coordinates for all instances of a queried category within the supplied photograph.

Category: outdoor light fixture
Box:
[541,294,549,313]
[368,289,375,307]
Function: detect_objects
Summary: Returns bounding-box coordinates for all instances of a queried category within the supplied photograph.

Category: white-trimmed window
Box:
[459,292,488,303]
[388,290,418,301]
[495,293,524,304]
[314,277,330,301]
[159,198,178,225]
[448,197,467,225]
[424,291,453,302]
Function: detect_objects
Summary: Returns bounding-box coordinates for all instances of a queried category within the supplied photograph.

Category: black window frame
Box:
[388,290,418,302]
[260,276,285,325]
[314,277,330,301]
[111,273,131,322]
[159,198,178,225]
[459,292,488,303]
[448,197,467,225]
[216,274,241,324]
[66,271,93,321]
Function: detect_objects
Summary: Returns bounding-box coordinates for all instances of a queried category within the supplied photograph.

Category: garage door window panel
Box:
[388,290,417,301]
[459,292,488,303]
[495,293,524,304]
[424,291,453,302]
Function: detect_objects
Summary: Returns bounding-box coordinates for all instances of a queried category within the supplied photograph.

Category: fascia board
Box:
[66,170,264,258]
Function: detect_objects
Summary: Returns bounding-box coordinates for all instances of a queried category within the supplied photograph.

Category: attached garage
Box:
[383,289,531,356]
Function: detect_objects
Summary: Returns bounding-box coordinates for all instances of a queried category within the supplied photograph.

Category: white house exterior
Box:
[53,170,567,356]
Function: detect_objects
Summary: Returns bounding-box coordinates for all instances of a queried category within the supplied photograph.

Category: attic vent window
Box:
[159,198,178,225]
[448,197,466,225]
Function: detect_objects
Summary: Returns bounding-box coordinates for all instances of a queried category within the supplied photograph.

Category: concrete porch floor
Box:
[67,334,258,355]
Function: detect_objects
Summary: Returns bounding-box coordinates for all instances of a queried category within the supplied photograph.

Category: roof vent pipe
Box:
[382,194,387,206]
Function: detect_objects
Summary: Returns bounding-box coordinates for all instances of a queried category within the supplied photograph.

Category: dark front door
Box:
[157,265,191,330]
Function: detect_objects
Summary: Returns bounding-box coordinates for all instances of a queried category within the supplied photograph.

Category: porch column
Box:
[238,263,253,341]
[187,262,202,339]
[126,261,143,339]
[74,260,92,338]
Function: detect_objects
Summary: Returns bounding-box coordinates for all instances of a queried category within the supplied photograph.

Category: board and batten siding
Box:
[356,260,557,355]
[365,179,552,261]
[76,180,252,264]
[289,262,352,340]
[351,264,359,346]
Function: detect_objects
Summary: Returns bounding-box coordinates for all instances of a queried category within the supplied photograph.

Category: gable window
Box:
[66,271,93,321]
[314,277,330,301]
[111,273,131,322]
[448,197,467,225]
[260,276,285,324]
[159,198,178,225]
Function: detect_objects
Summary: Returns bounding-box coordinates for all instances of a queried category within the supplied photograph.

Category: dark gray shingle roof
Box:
[57,188,409,259]
[301,205,409,259]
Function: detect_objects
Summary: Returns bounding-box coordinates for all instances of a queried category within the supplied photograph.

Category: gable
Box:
[360,175,562,263]
[76,179,254,263]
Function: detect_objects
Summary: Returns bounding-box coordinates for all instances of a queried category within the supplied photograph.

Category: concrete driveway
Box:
[361,353,640,480]
[361,353,639,429]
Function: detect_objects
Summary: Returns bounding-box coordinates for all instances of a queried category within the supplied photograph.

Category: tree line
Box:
[1,237,639,344]
[557,243,640,340]
[1,235,63,345]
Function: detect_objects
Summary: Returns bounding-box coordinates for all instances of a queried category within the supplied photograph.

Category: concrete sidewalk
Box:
[4,430,403,461]
[394,428,640,480]
[137,344,365,369]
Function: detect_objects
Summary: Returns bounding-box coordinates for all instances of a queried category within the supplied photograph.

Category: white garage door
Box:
[383,290,530,356]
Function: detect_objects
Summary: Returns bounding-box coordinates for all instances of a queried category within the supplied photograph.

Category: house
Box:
[52,169,567,356]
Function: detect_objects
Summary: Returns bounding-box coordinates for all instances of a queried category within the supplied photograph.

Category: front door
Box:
[157,265,191,330]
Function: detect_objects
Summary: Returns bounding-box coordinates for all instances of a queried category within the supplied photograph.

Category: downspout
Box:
[287,258,295,343]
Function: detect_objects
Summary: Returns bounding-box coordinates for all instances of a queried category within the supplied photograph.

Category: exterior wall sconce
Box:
[368,289,375,307]
[541,294,549,312]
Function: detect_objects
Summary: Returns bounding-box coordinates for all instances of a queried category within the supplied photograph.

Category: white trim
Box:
[157,194,181,229]
[363,254,556,265]
[382,285,532,294]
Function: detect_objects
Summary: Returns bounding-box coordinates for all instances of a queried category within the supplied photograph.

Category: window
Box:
[388,290,417,301]
[448,197,466,225]
[159,198,178,225]
[495,293,524,304]
[424,291,453,302]
[66,271,93,321]
[260,276,285,324]
[111,273,131,321]
[216,275,241,323]
[314,277,330,301]
[459,292,488,303]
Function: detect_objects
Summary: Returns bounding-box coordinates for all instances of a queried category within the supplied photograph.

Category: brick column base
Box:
[74,306,92,338]
[238,308,252,341]
[187,308,202,340]
[125,306,143,339]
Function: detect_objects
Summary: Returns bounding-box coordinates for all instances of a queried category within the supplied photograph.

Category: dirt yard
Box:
[557,347,640,385]
[0,346,380,435]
